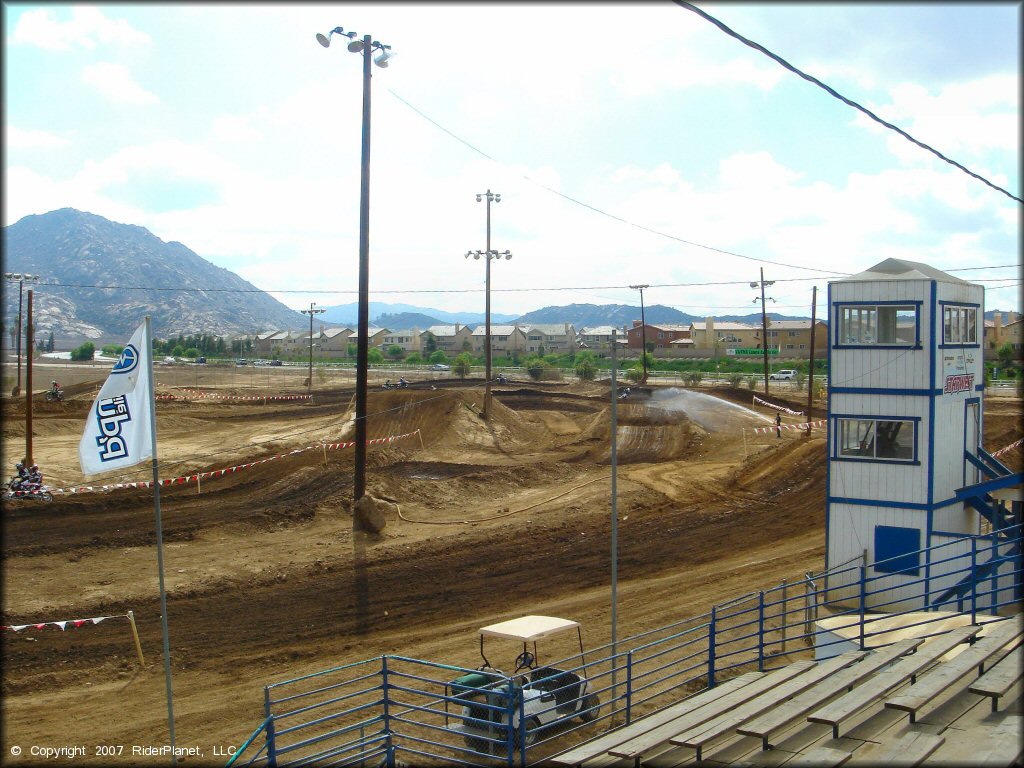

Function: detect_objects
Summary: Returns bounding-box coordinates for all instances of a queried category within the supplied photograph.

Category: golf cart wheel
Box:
[580,693,601,723]
[514,717,541,748]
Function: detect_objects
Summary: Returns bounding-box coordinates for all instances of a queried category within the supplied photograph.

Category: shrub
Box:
[405,352,423,365]
[184,348,199,359]
[575,356,597,381]
[685,371,703,387]
[728,373,744,388]
[101,344,124,357]
[71,341,96,361]
[367,347,384,365]
[625,366,643,383]
[428,350,448,365]
[746,375,758,389]
[525,356,549,381]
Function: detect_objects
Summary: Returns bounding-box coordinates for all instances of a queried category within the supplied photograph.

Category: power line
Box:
[387,88,846,277]
[674,1,1022,205]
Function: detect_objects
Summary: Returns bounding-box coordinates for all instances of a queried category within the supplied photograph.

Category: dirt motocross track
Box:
[1,371,1020,765]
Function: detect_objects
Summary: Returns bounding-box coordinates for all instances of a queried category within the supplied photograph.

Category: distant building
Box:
[470,325,527,356]
[577,325,627,354]
[523,323,577,354]
[984,311,1022,359]
[624,321,691,355]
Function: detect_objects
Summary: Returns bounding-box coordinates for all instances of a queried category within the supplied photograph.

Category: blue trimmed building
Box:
[826,258,1020,611]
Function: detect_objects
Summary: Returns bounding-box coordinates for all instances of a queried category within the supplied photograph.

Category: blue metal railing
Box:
[229,523,1021,767]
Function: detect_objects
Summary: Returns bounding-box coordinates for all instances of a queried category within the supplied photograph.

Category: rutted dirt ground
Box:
[1,368,1020,765]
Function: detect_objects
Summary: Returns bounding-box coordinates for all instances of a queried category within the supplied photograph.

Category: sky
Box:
[3,2,1021,320]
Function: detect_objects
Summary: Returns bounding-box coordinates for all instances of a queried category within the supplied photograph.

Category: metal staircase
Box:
[929,452,1022,610]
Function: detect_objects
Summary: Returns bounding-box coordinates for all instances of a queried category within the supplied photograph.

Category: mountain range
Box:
[3,209,1015,343]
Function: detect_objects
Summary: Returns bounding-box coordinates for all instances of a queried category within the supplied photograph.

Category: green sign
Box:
[726,348,778,356]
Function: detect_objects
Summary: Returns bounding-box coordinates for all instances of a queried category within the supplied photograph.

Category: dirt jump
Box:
[1,369,1020,764]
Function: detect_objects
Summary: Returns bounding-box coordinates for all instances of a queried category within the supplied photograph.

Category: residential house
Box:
[577,326,627,354]
[319,327,354,358]
[625,321,692,356]
[381,328,422,356]
[421,324,474,356]
[523,323,577,354]
[984,311,1022,359]
[765,319,829,356]
[689,318,763,353]
[470,324,527,356]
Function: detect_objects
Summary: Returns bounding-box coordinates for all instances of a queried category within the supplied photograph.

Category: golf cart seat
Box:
[531,667,582,709]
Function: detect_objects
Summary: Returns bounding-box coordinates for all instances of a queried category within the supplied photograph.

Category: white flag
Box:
[79,321,154,476]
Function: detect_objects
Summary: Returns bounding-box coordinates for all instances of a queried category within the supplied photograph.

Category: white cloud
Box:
[11,6,151,51]
[6,126,70,150]
[82,62,158,105]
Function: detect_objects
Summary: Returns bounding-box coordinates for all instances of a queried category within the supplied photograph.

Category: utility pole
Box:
[806,286,817,436]
[467,190,510,418]
[301,302,326,396]
[629,284,649,384]
[4,272,39,396]
[751,269,775,396]
[25,289,34,465]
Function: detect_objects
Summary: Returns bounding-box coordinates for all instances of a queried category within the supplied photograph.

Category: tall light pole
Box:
[629,284,649,384]
[316,25,394,503]
[4,272,39,396]
[751,269,776,396]
[302,302,326,396]
[467,189,509,418]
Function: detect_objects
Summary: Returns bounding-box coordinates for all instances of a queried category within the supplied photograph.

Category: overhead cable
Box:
[674,1,1022,204]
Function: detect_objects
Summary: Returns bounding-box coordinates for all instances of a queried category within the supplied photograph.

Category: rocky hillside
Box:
[2,208,305,340]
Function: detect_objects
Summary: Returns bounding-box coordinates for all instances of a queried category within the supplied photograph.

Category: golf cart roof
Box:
[479,616,580,643]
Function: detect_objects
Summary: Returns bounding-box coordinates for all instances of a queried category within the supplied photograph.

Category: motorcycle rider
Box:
[27,464,43,488]
[398,377,408,388]
[11,462,29,491]
[384,379,392,389]
[50,380,61,396]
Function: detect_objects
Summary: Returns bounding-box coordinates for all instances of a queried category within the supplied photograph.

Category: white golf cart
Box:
[447,615,601,754]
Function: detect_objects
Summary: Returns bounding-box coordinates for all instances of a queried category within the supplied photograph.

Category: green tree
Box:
[101,344,124,357]
[405,352,423,365]
[184,348,199,359]
[625,365,643,383]
[347,342,358,358]
[462,337,473,352]
[46,331,55,352]
[428,350,448,365]
[367,347,385,365]
[453,352,474,377]
[423,332,438,354]
[386,344,404,360]
[171,344,185,357]
[70,341,95,361]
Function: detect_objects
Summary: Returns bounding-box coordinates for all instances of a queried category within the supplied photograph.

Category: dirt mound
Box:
[571,403,705,464]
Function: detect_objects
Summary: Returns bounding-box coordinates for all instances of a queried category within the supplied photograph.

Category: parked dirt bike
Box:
[45,388,64,402]
[4,478,53,502]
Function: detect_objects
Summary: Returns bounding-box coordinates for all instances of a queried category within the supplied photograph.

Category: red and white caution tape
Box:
[753,396,804,416]
[158,388,310,402]
[52,429,421,496]
[2,614,123,632]
[992,437,1023,458]
[752,419,826,435]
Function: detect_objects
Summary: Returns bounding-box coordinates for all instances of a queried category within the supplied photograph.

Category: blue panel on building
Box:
[874,525,921,575]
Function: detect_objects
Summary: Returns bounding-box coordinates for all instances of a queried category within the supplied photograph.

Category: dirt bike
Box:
[4,478,53,502]
[46,388,64,402]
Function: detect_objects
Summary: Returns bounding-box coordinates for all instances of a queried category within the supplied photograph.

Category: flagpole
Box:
[146,316,177,765]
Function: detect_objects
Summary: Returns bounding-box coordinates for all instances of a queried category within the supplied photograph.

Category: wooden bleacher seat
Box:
[736,636,924,750]
[604,661,819,762]
[851,730,944,766]
[548,671,765,767]
[968,646,1023,712]
[667,650,867,762]
[783,745,853,767]
[885,617,1023,724]
[807,624,982,738]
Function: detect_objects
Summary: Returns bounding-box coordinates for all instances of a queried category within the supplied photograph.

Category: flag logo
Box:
[112,344,140,374]
[79,321,153,476]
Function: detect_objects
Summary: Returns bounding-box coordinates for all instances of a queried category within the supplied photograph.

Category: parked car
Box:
[270,360,282,366]
[236,358,248,366]
[431,363,451,371]
[196,356,206,364]
[769,369,797,381]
